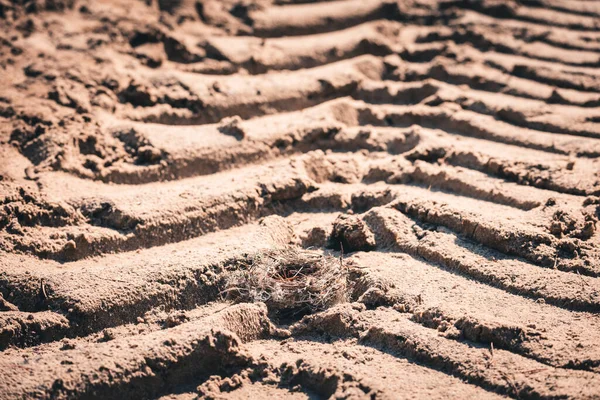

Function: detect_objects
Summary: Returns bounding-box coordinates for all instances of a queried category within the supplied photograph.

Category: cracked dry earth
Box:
[2,0,600,398]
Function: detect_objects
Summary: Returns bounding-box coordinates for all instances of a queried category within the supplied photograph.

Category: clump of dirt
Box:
[301,226,328,248]
[224,247,347,316]
[79,199,138,231]
[114,128,163,166]
[48,80,91,114]
[7,102,137,180]
[118,80,157,107]
[406,144,447,163]
[549,209,596,240]
[329,214,376,252]
[163,311,190,328]
[0,187,81,230]
[218,115,246,140]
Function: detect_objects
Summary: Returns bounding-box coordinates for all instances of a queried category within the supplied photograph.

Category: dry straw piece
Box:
[223,247,348,315]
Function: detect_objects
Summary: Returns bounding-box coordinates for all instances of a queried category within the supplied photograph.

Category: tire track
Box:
[2,0,600,398]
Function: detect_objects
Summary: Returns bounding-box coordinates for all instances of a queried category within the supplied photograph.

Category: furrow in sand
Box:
[350,100,600,157]
[290,150,568,214]
[402,58,600,107]
[398,126,600,197]
[205,20,399,73]
[0,303,272,400]
[414,23,600,68]
[443,146,600,197]
[206,18,600,79]
[349,250,600,371]
[440,0,600,32]
[245,0,400,38]
[118,55,386,125]
[1,158,314,260]
[385,189,600,277]
[506,63,600,94]
[66,95,600,187]
[362,156,551,211]
[358,80,600,140]
[0,217,295,342]
[294,178,599,277]
[360,206,600,314]
[294,305,600,398]
[398,37,600,92]
[232,339,503,399]
[453,44,600,93]
[519,0,600,19]
[452,12,600,54]
[457,43,600,78]
[293,189,600,312]
[96,98,421,184]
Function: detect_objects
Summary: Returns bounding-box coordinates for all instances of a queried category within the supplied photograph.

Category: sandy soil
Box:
[1,0,600,398]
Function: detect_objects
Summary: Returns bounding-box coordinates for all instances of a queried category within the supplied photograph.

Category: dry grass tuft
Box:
[223,247,348,315]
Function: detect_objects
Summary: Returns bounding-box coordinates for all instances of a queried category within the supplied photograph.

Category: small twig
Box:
[576,270,590,287]
[219,287,243,295]
[486,342,495,368]
[40,279,48,300]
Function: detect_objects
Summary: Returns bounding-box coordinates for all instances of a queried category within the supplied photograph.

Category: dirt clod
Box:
[218,115,246,140]
[329,214,376,252]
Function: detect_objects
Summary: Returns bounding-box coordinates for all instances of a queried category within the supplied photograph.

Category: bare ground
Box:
[1,0,600,398]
